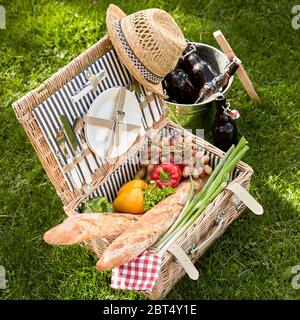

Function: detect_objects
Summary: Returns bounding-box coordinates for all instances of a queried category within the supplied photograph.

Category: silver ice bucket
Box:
[166,42,233,132]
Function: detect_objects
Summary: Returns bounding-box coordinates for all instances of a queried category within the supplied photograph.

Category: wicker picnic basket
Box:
[12,35,258,299]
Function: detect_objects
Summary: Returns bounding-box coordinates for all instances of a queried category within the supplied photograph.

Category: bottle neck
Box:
[215,96,229,122]
[225,59,240,77]
[216,96,226,113]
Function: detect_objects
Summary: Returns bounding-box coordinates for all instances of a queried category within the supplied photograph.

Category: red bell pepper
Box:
[150,163,182,188]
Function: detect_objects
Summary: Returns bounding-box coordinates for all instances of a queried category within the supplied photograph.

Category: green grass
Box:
[0,0,300,300]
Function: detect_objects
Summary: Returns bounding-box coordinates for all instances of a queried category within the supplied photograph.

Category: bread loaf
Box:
[43,212,142,245]
[96,179,205,271]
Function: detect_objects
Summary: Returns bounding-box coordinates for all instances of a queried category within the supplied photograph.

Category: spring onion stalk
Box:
[157,182,227,252]
[163,182,228,252]
[161,176,195,238]
[151,137,249,253]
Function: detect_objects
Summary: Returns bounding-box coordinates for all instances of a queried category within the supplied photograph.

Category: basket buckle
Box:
[215,210,226,225]
[188,244,198,255]
[225,182,264,215]
[230,194,245,213]
[236,201,245,212]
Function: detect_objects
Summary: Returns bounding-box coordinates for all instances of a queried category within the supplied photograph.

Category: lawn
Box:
[0,0,299,300]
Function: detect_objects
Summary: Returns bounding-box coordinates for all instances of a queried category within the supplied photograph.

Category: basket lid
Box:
[12,36,167,209]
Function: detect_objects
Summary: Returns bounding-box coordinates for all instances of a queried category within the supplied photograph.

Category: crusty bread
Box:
[96,179,205,271]
[43,212,142,245]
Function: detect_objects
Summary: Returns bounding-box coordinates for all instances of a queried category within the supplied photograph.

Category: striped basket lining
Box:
[32,48,163,189]
[78,126,240,211]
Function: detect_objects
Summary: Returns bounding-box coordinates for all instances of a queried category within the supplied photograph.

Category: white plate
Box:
[85,87,145,159]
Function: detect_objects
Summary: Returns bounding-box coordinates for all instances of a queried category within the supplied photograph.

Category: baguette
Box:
[43,212,142,245]
[96,179,205,271]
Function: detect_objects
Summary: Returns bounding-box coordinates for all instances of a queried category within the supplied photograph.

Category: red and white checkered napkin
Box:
[111,251,161,292]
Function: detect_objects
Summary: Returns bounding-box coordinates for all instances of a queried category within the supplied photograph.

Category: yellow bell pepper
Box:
[114,179,149,214]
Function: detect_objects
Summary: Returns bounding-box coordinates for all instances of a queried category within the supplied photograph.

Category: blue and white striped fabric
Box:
[88,152,141,203]
[32,46,240,198]
[33,48,163,189]
[84,127,241,210]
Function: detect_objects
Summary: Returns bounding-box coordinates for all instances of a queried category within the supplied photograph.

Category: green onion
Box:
[161,176,195,238]
[151,137,249,253]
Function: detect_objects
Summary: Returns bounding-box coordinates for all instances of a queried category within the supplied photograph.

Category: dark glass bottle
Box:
[164,68,198,104]
[162,79,172,101]
[195,57,241,103]
[212,95,238,152]
[180,44,217,89]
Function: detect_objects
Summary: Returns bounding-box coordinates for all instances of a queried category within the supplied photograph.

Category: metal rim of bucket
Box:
[166,42,234,108]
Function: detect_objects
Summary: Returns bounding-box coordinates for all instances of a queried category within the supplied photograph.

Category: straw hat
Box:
[106,4,187,96]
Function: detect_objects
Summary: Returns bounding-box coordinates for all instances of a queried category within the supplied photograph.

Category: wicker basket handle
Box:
[33,83,50,102]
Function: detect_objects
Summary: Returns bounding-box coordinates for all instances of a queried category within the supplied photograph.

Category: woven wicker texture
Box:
[12,35,167,209]
[82,121,253,299]
[12,34,253,300]
[12,36,113,207]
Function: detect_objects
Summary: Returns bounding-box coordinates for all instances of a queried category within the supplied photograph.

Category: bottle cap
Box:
[232,56,242,65]
[193,63,201,72]
[228,109,240,120]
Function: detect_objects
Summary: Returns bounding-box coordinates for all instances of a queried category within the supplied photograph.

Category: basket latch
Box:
[167,242,199,280]
[225,181,263,215]
[166,211,226,281]
[187,211,225,255]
